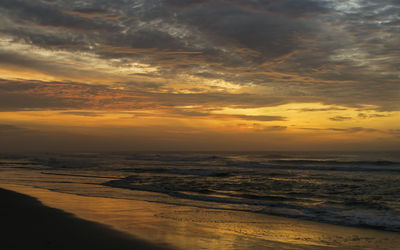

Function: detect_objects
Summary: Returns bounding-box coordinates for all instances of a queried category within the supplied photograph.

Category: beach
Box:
[1,152,400,249]
[0,187,172,250]
[1,0,399,248]
[2,184,400,250]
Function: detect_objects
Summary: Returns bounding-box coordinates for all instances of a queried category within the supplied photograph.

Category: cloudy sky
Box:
[0,0,399,151]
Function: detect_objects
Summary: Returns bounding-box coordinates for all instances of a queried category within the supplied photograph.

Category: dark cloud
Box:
[166,109,286,121]
[1,0,323,65]
[329,116,352,122]
[60,111,104,117]
[0,79,105,111]
[0,0,398,112]
[358,113,390,119]
[260,125,287,131]
[389,129,400,137]
[0,78,296,112]
[0,0,108,31]
[0,89,82,112]
[0,124,26,133]
[1,77,397,117]
[233,115,286,122]
[102,29,190,56]
[0,50,76,78]
[300,107,347,112]
[166,0,327,17]
[300,127,380,133]
[327,127,379,133]
[171,110,211,117]
[174,2,314,61]
[65,7,120,20]
[0,0,398,152]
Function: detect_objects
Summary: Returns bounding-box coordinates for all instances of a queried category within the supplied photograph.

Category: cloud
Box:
[63,7,122,20]
[233,115,286,122]
[327,127,379,133]
[166,0,327,17]
[173,1,318,62]
[0,124,26,133]
[358,113,389,119]
[299,107,347,112]
[145,109,287,122]
[60,111,104,117]
[329,116,352,122]
[261,125,287,131]
[0,79,91,111]
[0,0,399,151]
[389,129,400,137]
[0,78,289,112]
[299,127,380,134]
[0,0,398,113]
[0,0,111,31]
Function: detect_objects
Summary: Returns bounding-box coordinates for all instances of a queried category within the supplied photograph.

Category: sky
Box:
[0,0,399,151]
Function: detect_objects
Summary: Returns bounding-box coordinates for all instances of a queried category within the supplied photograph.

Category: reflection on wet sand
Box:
[2,184,399,250]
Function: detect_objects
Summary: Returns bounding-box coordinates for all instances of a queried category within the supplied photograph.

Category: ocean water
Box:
[1,151,399,232]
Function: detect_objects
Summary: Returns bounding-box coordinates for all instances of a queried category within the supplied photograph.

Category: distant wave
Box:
[225,160,400,172]
[124,154,225,162]
[268,159,398,166]
[117,168,231,177]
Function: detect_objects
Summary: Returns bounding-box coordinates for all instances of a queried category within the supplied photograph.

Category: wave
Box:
[103,178,400,232]
[40,172,113,179]
[268,159,399,166]
[6,151,399,232]
[225,160,400,172]
[118,167,231,177]
[124,154,226,162]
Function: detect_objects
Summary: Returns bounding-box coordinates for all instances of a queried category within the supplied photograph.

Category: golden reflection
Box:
[2,184,400,250]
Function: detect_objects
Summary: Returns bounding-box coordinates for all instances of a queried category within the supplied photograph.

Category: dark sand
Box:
[0,188,173,250]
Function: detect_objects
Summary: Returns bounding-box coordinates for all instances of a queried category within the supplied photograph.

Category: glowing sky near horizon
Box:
[0,0,399,151]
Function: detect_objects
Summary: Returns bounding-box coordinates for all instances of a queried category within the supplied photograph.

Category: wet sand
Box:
[1,184,400,249]
[0,187,172,250]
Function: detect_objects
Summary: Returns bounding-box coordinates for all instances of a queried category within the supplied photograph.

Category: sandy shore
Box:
[1,184,400,249]
[0,187,172,250]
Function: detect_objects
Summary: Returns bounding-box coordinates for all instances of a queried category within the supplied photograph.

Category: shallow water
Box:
[1,151,399,231]
[3,184,400,250]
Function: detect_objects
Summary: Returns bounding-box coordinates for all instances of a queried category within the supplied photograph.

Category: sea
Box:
[0,151,399,232]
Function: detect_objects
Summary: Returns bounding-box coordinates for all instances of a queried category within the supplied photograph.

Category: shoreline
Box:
[2,184,400,249]
[0,187,173,250]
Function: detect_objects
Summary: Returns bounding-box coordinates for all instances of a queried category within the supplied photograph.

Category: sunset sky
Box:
[0,0,399,151]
